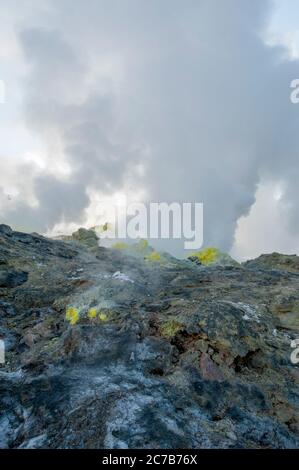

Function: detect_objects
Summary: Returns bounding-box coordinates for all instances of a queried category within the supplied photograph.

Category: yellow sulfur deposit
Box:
[160,319,183,338]
[65,306,79,325]
[190,247,219,265]
[98,311,107,321]
[112,242,128,250]
[145,251,161,262]
[88,307,97,319]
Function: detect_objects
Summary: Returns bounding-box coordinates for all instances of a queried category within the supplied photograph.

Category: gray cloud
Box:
[2,0,299,255]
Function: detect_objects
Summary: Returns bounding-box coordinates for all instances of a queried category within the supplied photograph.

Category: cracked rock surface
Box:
[0,224,298,448]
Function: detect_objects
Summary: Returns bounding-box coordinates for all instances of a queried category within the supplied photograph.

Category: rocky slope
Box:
[0,224,298,449]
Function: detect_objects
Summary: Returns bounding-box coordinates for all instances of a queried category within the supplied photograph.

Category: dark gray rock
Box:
[0,225,12,236]
[0,269,28,288]
[0,256,7,265]
[0,300,16,318]
[0,327,18,351]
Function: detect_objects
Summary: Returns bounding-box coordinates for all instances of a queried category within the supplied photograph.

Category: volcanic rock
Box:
[0,226,298,449]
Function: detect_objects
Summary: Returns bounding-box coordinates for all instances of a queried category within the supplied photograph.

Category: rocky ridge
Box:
[0,224,298,448]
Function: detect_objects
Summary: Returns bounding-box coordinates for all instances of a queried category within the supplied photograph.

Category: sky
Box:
[0,0,299,260]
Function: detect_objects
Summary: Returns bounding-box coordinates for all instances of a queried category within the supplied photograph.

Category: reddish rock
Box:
[200,352,225,381]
